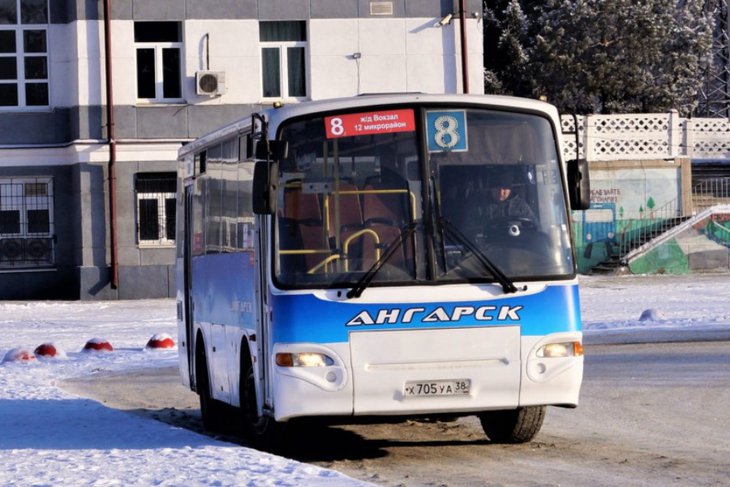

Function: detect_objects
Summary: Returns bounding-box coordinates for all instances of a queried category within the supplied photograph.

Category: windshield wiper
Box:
[347,221,420,299]
[437,217,519,294]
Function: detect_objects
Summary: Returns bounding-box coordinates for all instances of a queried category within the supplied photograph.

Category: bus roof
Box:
[178,93,560,159]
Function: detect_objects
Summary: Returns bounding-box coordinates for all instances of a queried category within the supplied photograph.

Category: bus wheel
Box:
[196,349,227,432]
[240,357,282,448]
[478,406,546,444]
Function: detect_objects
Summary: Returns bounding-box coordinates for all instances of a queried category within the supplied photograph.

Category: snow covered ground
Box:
[580,273,730,344]
[0,273,728,486]
[0,300,365,486]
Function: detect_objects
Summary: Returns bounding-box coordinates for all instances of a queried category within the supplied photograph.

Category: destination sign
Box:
[324,109,416,139]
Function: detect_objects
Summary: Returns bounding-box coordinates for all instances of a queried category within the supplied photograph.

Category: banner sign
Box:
[324,109,416,139]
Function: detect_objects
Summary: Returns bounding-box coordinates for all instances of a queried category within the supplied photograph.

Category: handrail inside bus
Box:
[342,228,381,272]
[283,181,417,223]
[306,254,340,274]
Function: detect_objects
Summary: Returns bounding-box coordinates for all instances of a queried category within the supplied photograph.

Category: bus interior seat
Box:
[333,181,367,270]
[327,181,362,236]
[360,177,413,269]
[283,181,321,221]
[280,183,329,272]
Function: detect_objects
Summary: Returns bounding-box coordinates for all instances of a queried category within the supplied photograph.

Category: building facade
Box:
[0,0,484,299]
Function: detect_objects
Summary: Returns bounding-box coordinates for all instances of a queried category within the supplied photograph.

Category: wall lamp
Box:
[435,13,453,27]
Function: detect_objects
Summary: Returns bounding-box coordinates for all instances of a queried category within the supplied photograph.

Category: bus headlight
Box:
[536,341,584,358]
[276,352,335,367]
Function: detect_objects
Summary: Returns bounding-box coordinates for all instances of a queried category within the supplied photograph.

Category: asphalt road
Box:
[63,337,730,487]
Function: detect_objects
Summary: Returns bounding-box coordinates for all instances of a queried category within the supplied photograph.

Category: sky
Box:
[0,273,728,486]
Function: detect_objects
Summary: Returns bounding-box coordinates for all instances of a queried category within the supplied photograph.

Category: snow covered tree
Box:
[695,0,729,117]
[483,0,533,95]
[483,0,714,115]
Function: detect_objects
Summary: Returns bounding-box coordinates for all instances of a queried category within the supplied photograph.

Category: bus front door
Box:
[183,185,196,387]
[255,214,273,413]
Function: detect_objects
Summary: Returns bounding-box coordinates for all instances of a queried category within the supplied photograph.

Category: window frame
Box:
[0,177,53,238]
[133,22,184,104]
[0,0,50,111]
[0,176,54,268]
[259,22,309,101]
[135,173,177,247]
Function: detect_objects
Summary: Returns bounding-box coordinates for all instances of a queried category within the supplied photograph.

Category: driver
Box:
[483,172,536,221]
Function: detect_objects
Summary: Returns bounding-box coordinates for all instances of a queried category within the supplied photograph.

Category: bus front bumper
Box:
[271,329,583,422]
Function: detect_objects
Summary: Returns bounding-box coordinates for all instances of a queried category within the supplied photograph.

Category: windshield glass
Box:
[273,106,573,289]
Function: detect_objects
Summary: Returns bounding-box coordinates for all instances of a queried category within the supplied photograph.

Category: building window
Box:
[259,21,307,99]
[134,22,183,102]
[0,177,54,268]
[0,0,49,109]
[136,173,176,246]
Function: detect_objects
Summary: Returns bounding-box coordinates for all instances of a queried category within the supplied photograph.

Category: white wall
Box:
[309,18,484,99]
[183,20,261,105]
[308,19,361,99]
[107,20,135,106]
[49,21,104,108]
[56,17,485,108]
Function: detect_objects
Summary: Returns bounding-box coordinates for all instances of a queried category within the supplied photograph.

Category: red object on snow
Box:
[34,343,58,358]
[82,338,113,352]
[2,347,37,363]
[146,334,175,349]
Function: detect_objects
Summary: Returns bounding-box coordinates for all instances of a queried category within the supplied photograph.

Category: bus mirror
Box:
[567,158,591,210]
[253,140,267,160]
[254,139,289,161]
[269,140,288,160]
[252,160,279,215]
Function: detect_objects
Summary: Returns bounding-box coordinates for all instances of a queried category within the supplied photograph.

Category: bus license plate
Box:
[404,379,471,397]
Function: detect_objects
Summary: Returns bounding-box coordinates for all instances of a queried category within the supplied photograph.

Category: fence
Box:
[692,177,730,213]
[561,112,730,273]
[573,177,730,273]
[560,112,730,162]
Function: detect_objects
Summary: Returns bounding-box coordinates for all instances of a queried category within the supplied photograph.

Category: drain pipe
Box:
[103,0,119,289]
[459,0,469,94]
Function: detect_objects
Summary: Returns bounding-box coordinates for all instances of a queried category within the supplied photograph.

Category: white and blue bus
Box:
[176,93,590,446]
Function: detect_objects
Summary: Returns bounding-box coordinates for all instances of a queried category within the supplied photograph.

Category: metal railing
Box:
[692,177,730,213]
[587,178,730,271]
[614,199,685,262]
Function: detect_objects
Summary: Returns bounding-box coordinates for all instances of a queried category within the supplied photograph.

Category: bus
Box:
[176,93,590,446]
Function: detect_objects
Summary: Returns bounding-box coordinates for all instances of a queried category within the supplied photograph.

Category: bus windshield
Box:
[273,106,574,289]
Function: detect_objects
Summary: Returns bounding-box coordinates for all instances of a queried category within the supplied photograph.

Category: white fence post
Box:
[584,114,595,161]
[684,117,694,158]
[668,110,680,158]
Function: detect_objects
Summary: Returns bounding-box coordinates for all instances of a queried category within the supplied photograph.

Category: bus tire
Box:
[239,351,283,448]
[195,339,227,432]
[478,406,546,444]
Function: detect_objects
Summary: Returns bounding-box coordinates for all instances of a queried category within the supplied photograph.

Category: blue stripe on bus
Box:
[272,284,581,344]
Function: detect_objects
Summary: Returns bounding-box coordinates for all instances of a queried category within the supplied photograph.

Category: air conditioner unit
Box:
[25,238,53,263]
[196,71,226,96]
[0,238,23,262]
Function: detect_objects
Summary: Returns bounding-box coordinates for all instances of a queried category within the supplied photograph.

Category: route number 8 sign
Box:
[426,110,468,153]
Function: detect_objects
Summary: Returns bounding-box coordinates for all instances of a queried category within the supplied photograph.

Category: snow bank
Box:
[0,299,369,486]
